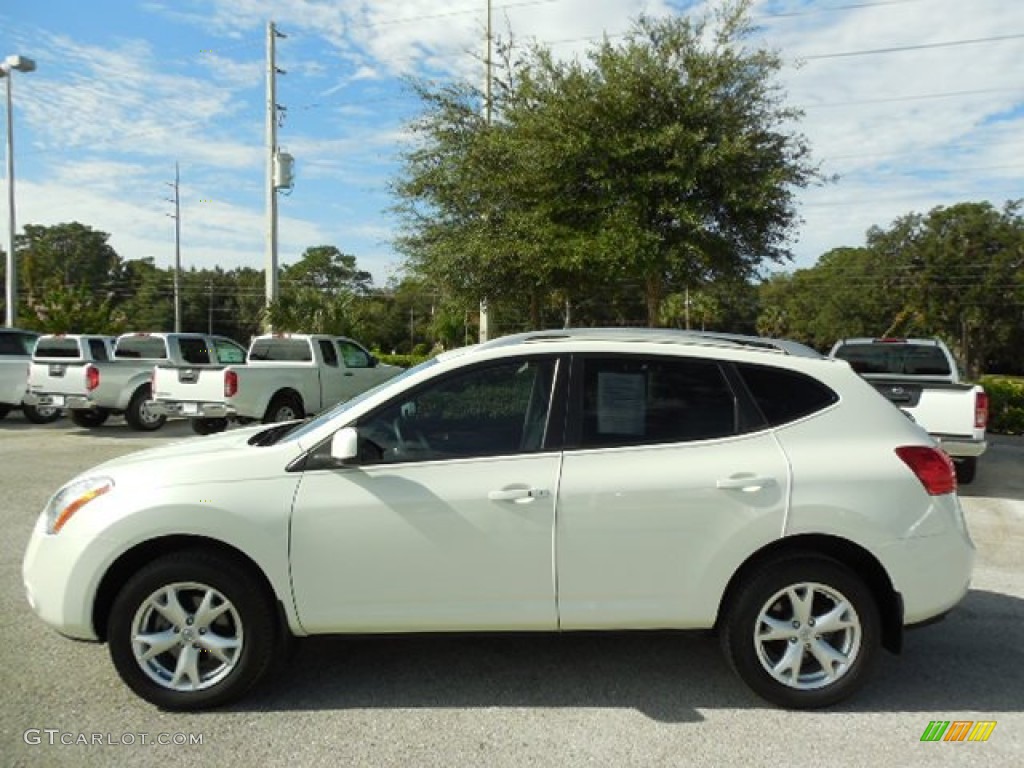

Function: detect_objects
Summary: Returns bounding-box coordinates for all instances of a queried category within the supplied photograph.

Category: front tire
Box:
[70,409,110,428]
[22,403,62,424]
[720,556,881,709]
[125,385,166,431]
[107,550,278,711]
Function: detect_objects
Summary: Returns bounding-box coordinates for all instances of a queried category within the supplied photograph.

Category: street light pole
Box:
[1,54,35,328]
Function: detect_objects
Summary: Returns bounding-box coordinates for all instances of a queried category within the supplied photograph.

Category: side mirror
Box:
[330,427,360,462]
[368,355,379,368]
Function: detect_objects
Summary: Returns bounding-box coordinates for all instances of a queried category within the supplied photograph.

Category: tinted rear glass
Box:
[115,336,169,359]
[833,343,951,376]
[737,364,839,427]
[249,338,313,362]
[178,337,212,365]
[34,337,82,359]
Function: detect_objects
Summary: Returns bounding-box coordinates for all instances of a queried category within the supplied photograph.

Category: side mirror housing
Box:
[330,427,359,462]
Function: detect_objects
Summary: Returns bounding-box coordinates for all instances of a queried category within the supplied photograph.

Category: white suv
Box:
[22,329,975,710]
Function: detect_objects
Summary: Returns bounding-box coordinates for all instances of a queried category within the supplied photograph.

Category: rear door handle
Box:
[488,488,550,501]
[716,476,777,492]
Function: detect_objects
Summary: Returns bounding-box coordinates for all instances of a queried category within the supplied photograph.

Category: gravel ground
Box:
[1,414,1021,768]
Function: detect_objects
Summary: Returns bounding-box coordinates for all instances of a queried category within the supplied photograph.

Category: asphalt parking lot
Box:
[1,414,1021,767]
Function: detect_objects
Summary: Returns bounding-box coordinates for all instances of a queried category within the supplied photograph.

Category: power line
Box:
[802,33,1024,60]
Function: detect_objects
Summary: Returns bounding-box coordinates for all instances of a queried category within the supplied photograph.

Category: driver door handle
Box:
[488,488,550,501]
[716,475,777,492]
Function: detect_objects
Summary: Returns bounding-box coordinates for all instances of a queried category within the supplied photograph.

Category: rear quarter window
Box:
[115,336,169,359]
[736,363,838,427]
[249,338,313,362]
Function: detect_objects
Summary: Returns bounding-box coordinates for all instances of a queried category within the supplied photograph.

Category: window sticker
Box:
[597,372,646,435]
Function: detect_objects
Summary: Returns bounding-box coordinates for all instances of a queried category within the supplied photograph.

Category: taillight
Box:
[975,391,988,429]
[224,370,238,398]
[895,446,956,496]
[85,365,99,392]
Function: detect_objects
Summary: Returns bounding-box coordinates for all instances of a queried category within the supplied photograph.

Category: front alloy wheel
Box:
[721,557,880,709]
[108,551,278,710]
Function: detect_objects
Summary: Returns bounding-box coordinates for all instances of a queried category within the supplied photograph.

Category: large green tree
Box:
[394,1,823,328]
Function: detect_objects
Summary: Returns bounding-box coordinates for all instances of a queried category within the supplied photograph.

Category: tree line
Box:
[1,2,1021,374]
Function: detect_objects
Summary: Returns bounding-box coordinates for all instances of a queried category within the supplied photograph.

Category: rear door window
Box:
[573,356,738,448]
[318,340,339,367]
[178,337,212,365]
[87,338,110,361]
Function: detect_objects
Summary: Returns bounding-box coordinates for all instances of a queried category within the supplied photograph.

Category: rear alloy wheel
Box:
[70,409,109,428]
[721,557,881,709]
[191,417,228,436]
[107,550,278,710]
[22,403,62,424]
[263,393,302,424]
[125,385,166,431]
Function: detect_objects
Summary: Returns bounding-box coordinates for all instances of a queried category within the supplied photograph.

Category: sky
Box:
[2,0,1022,287]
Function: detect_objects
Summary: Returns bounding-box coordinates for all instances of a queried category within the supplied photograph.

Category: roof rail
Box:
[477,328,822,358]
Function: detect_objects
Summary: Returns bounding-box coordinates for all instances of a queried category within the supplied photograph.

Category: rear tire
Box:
[192,417,228,435]
[720,556,881,709]
[70,409,110,428]
[263,393,303,424]
[22,403,63,424]
[125,385,166,431]
[0,404,10,420]
[107,549,279,710]
[954,457,977,485]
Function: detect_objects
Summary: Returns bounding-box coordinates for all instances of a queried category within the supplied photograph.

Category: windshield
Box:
[277,357,439,444]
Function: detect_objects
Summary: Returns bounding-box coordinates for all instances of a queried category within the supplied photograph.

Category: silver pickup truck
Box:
[0,328,62,424]
[152,333,402,434]
[25,332,247,431]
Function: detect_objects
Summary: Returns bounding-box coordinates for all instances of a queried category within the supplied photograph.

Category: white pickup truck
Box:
[151,333,402,434]
[26,332,247,431]
[829,337,988,483]
[0,327,62,424]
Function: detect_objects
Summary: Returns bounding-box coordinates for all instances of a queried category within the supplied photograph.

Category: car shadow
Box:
[958,434,1024,502]
[231,588,1024,721]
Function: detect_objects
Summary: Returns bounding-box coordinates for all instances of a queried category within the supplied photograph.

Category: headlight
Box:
[44,477,114,534]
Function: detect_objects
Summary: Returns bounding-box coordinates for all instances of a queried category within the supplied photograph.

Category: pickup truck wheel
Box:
[192,417,228,435]
[125,386,167,431]
[0,404,10,420]
[720,556,880,709]
[22,403,63,424]
[70,409,109,428]
[954,457,977,485]
[263,393,303,424]
[107,550,278,711]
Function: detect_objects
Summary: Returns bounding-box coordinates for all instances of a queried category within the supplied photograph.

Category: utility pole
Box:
[265,21,286,326]
[207,279,213,334]
[165,162,181,332]
[478,0,493,342]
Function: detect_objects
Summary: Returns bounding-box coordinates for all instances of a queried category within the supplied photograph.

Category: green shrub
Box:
[980,376,1024,435]
[376,353,430,369]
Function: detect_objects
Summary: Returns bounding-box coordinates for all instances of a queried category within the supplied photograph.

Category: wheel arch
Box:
[92,534,293,643]
[267,388,304,417]
[715,534,903,654]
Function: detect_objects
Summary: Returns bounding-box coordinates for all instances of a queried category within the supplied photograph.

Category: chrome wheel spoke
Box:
[170,644,202,690]
[814,601,856,634]
[151,587,189,628]
[772,639,805,683]
[199,633,241,665]
[136,628,182,661]
[808,637,850,682]
[758,615,799,642]
[787,585,814,626]
[194,589,231,629]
